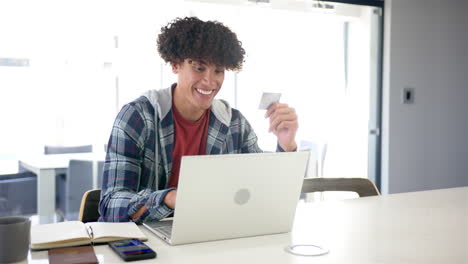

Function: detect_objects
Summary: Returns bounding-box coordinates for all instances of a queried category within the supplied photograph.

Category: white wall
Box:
[382,0,468,194]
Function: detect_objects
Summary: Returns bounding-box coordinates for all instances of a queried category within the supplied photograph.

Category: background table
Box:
[19,152,105,224]
[26,186,468,263]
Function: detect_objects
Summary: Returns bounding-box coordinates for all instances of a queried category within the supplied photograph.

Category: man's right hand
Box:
[131,189,177,220]
[164,190,177,209]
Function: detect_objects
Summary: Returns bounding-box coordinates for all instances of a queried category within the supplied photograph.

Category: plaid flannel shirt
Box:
[99,86,284,223]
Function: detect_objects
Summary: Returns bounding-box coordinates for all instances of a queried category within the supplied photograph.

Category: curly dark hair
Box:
[157,17,245,71]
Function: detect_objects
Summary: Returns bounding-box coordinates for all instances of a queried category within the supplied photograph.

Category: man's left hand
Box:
[265,103,298,152]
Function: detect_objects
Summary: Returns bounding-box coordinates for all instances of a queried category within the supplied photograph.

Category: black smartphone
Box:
[108,239,156,262]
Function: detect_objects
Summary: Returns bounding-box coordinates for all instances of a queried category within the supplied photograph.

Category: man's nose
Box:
[201,72,217,88]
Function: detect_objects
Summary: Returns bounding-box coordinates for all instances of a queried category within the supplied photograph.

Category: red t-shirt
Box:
[167,106,210,188]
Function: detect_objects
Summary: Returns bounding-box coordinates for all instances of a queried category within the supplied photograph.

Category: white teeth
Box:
[196,88,213,95]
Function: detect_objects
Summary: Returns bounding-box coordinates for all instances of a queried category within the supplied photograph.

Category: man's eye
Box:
[196,67,205,72]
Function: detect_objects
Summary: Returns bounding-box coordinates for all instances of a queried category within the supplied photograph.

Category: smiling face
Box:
[172,59,225,121]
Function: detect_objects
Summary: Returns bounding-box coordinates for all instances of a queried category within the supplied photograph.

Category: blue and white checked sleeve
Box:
[98,102,174,223]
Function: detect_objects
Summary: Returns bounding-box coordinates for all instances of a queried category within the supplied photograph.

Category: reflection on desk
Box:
[27,187,468,263]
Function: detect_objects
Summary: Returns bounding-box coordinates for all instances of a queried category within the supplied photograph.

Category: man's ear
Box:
[171,63,179,74]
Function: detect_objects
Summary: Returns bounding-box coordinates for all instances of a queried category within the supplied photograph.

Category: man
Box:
[99,17,298,223]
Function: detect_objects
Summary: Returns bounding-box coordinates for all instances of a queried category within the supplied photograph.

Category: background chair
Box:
[56,159,104,220]
[78,189,101,223]
[42,145,94,220]
[299,140,328,178]
[299,140,328,201]
[44,144,93,155]
[301,177,380,198]
[0,171,37,216]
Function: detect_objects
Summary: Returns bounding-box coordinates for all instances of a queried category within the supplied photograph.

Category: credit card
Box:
[258,92,281,110]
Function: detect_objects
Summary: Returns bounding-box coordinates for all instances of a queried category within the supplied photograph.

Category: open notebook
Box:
[31,221,147,250]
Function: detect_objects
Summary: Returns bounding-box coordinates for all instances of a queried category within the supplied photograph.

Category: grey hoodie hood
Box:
[142,86,232,126]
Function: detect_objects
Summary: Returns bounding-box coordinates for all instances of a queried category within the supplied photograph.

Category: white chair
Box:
[299,140,328,202]
[299,140,328,178]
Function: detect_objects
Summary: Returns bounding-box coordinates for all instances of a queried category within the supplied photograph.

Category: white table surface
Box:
[26,186,468,264]
[18,152,106,224]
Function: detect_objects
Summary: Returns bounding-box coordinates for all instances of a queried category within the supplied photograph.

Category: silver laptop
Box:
[143,151,310,245]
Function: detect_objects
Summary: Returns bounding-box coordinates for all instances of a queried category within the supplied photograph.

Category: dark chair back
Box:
[78,189,101,223]
[0,171,37,216]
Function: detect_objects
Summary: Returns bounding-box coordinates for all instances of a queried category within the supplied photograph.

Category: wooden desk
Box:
[26,187,468,263]
[19,152,105,224]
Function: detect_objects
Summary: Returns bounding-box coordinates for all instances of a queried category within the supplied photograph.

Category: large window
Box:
[0,0,382,185]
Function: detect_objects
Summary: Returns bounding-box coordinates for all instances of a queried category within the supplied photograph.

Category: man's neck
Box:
[173,87,206,122]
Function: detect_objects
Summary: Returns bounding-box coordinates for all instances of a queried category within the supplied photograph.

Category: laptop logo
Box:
[234,188,251,205]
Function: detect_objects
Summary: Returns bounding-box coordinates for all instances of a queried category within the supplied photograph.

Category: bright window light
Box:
[0,0,375,184]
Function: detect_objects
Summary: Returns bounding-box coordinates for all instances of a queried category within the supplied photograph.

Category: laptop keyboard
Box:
[156,225,172,237]
[146,221,173,238]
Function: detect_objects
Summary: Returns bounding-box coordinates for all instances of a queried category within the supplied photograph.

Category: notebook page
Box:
[31,221,90,245]
[86,222,147,243]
